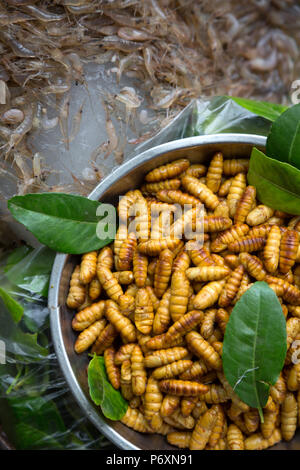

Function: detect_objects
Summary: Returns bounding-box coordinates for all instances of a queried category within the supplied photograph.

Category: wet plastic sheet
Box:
[0,96,270,449]
[132,96,271,157]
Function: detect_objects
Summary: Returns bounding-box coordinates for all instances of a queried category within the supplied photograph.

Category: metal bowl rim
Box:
[48,133,266,450]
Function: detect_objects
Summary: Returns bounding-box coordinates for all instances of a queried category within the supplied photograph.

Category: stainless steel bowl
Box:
[49,133,300,450]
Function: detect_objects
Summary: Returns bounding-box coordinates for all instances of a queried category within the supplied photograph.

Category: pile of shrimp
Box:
[0,0,299,197]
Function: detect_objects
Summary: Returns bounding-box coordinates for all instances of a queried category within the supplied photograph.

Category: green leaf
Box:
[4,245,33,273]
[4,329,48,363]
[247,147,300,215]
[13,422,64,450]
[87,354,128,421]
[0,287,23,323]
[4,246,55,297]
[22,304,49,333]
[7,193,115,254]
[266,103,300,169]
[187,96,272,137]
[229,96,288,122]
[6,359,50,396]
[223,282,287,416]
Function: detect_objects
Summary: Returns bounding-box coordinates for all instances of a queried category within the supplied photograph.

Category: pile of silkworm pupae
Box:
[66,153,300,450]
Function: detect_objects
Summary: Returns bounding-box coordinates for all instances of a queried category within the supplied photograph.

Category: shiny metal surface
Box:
[49,133,299,450]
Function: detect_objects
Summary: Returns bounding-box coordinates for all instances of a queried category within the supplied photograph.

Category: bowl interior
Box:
[49,135,300,450]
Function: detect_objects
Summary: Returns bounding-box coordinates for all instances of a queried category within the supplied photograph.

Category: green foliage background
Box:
[0,245,113,449]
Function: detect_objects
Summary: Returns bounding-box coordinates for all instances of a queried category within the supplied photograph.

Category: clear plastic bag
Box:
[132,96,271,157]
[0,96,270,449]
[0,246,113,450]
